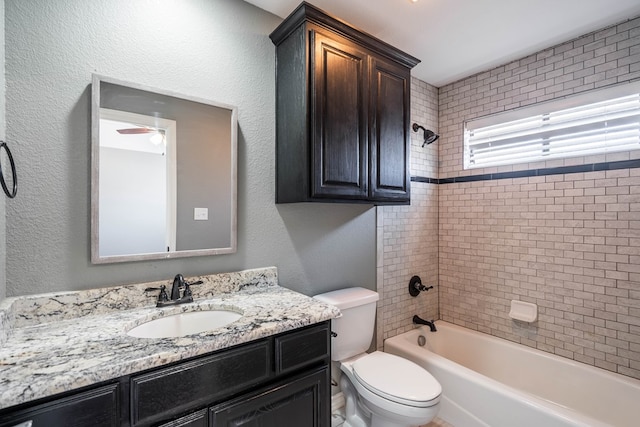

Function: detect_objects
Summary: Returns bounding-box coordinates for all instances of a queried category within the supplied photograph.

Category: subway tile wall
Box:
[377,78,439,350]
[439,16,640,178]
[438,16,640,379]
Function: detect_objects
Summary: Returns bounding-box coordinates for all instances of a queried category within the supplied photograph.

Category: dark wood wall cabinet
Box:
[270,2,420,205]
[0,321,331,427]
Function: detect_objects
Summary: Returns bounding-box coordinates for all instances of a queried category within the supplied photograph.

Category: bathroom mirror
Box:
[91,74,237,263]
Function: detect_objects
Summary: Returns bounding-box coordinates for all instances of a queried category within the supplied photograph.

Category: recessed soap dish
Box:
[509,300,537,323]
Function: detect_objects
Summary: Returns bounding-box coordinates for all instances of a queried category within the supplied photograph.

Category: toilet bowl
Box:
[314,287,442,427]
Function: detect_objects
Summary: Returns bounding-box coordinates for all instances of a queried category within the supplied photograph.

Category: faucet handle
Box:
[159,285,169,302]
[182,280,203,299]
[408,275,434,297]
[145,285,169,303]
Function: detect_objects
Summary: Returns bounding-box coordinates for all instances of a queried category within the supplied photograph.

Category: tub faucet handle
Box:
[409,275,434,297]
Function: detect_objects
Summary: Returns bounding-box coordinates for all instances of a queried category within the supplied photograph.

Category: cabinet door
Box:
[310,30,368,200]
[369,56,411,202]
[209,367,329,427]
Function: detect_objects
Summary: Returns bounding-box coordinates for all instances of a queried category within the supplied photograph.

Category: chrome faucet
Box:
[146,274,203,307]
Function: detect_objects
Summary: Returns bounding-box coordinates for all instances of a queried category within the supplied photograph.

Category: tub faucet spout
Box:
[413,315,437,332]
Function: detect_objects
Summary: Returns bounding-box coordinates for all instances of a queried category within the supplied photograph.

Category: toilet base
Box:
[363,399,439,427]
[342,374,369,427]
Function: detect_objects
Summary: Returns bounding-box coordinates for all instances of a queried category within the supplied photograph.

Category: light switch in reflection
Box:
[194,208,209,221]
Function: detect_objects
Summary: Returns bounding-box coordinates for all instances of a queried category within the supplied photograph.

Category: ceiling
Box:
[245,0,640,87]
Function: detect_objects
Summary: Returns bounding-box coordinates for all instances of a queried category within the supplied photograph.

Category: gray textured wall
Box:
[4,0,376,297]
[0,0,5,301]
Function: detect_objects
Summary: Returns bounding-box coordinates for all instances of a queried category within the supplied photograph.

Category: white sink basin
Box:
[127,310,242,338]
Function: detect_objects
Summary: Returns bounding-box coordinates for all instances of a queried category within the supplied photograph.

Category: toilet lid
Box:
[352,352,441,407]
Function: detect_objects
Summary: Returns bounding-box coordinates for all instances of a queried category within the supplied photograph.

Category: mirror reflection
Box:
[91,75,237,263]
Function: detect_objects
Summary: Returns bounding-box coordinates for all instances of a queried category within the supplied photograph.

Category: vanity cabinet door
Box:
[209,367,329,427]
[0,383,119,427]
[310,30,369,201]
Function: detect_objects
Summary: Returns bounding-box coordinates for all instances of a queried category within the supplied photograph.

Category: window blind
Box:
[464,87,640,169]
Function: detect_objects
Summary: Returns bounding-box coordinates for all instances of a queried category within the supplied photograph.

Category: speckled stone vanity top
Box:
[0,267,340,410]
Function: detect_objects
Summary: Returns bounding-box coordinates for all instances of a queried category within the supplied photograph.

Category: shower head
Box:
[412,123,439,147]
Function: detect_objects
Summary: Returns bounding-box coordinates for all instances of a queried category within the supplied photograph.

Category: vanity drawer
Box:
[274,322,330,375]
[130,339,271,426]
[0,383,119,427]
[157,409,207,427]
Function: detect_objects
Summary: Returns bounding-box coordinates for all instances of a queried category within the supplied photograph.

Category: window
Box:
[464,82,640,169]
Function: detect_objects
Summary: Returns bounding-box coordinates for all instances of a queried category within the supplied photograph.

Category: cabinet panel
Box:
[311,30,368,200]
[369,57,411,202]
[275,322,329,375]
[131,340,271,426]
[274,24,309,203]
[0,383,119,427]
[209,367,329,427]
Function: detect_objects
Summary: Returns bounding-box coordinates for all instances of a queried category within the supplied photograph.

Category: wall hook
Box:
[412,123,439,147]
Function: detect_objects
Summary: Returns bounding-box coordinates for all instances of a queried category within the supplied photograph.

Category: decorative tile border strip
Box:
[411,159,640,184]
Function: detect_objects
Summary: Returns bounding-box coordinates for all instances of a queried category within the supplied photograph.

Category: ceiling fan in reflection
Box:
[117,127,166,145]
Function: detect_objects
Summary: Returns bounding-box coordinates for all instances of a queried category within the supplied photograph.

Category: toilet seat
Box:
[352,352,441,407]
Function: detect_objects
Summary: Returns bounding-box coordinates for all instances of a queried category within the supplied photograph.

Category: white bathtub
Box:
[384,321,640,427]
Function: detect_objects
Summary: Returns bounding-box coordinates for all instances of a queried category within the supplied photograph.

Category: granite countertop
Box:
[0,267,340,410]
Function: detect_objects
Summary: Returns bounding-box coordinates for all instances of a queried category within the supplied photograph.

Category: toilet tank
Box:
[314,287,379,361]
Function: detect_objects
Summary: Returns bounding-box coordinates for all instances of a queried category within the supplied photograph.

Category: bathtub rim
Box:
[414,320,640,390]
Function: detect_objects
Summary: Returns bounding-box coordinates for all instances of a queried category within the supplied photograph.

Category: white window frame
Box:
[464,81,640,169]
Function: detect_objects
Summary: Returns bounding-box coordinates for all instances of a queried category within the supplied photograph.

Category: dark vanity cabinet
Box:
[0,322,331,427]
[270,2,419,205]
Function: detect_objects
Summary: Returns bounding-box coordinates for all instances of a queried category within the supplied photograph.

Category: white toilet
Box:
[314,287,441,427]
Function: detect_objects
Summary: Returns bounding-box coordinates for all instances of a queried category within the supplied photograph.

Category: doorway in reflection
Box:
[98,109,177,256]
